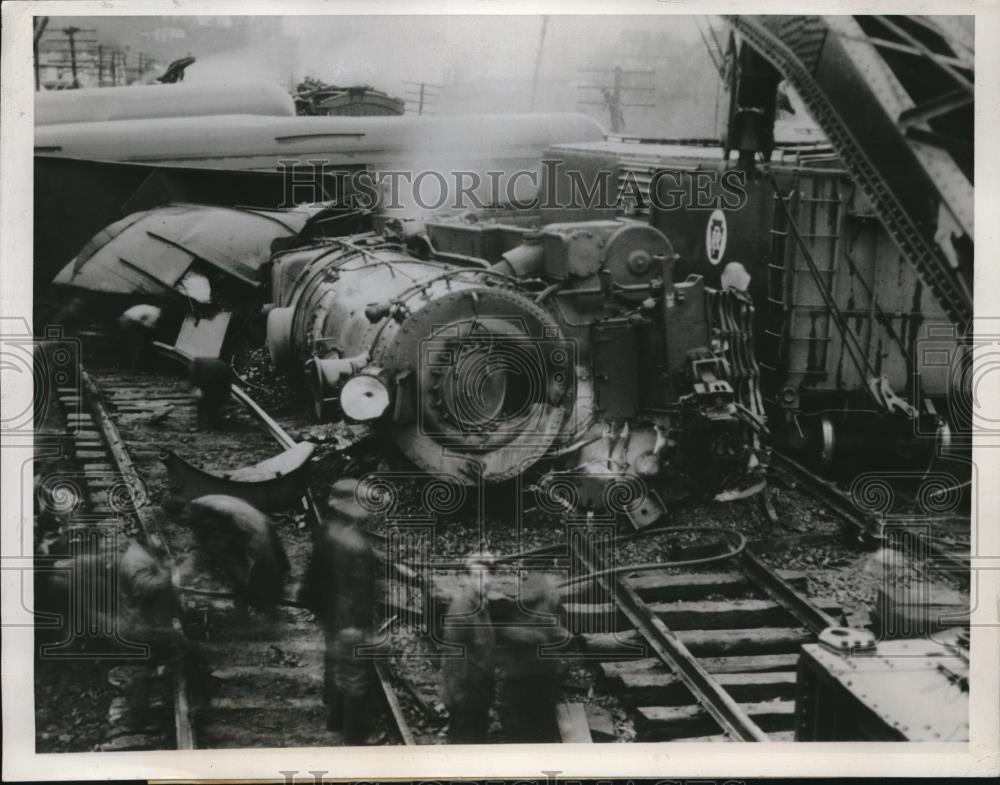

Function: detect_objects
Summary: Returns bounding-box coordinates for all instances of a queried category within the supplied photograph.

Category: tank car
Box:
[265,217,766,523]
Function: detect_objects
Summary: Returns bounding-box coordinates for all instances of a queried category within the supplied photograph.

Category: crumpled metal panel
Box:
[53,203,316,297]
[162,441,315,512]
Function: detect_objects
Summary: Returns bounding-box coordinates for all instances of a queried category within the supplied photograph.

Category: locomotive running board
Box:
[162,441,315,512]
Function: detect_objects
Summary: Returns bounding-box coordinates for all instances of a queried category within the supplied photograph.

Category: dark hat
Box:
[327,478,369,522]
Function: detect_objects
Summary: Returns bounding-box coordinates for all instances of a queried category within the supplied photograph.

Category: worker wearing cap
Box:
[118,304,162,371]
[301,478,378,744]
[184,494,290,614]
[438,552,497,744]
[493,572,570,742]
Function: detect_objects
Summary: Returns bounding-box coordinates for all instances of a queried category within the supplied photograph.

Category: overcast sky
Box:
[55,14,707,91]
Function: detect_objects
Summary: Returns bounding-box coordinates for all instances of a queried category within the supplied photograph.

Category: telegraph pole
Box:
[529,15,549,111]
[403,81,442,115]
[62,26,81,88]
[33,16,49,91]
[577,65,655,133]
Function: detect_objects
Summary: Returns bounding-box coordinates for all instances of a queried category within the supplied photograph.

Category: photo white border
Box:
[3,0,998,780]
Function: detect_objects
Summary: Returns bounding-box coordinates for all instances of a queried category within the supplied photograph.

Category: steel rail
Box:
[771,450,969,578]
[738,549,840,636]
[374,663,417,746]
[78,366,196,750]
[568,537,770,742]
[770,450,879,538]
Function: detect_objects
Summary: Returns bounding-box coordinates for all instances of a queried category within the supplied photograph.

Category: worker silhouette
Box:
[301,478,379,745]
[439,553,497,744]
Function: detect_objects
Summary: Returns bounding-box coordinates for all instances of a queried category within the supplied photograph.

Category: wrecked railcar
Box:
[264,217,766,522]
[46,202,369,354]
[44,200,766,522]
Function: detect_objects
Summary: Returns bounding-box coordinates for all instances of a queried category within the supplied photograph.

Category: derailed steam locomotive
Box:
[265,217,766,523]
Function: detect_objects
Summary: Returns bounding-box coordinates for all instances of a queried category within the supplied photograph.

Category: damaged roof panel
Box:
[54,203,318,298]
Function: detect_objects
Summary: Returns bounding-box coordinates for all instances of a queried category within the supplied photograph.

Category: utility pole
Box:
[62,26,81,88]
[33,16,49,91]
[577,65,656,134]
[402,81,442,115]
[97,45,103,87]
[529,15,549,111]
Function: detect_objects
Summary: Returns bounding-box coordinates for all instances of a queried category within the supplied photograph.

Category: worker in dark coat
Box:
[36,538,175,655]
[118,304,162,371]
[300,478,378,744]
[117,539,175,643]
[438,553,497,744]
[184,495,290,613]
[189,357,233,429]
[493,573,570,743]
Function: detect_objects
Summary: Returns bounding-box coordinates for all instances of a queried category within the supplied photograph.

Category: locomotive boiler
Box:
[265,217,766,522]
[266,233,572,484]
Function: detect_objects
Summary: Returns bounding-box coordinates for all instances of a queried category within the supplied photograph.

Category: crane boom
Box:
[726,15,973,328]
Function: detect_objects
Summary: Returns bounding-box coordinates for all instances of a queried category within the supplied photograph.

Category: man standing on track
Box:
[439,553,497,744]
[493,572,569,742]
[301,478,378,745]
[189,357,233,430]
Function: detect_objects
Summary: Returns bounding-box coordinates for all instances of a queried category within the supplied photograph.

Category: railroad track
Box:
[43,359,195,751]
[558,530,847,742]
[44,346,414,750]
[770,451,971,579]
[38,341,967,747]
[375,530,851,744]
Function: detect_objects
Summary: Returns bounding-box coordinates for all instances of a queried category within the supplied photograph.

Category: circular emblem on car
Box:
[706,209,727,266]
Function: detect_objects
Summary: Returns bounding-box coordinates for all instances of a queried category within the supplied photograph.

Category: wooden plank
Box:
[617,671,797,707]
[564,570,808,603]
[626,570,808,601]
[105,390,192,400]
[567,597,840,632]
[636,700,795,740]
[583,627,813,658]
[600,653,800,679]
[555,702,593,743]
[209,666,323,693]
[649,599,841,630]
